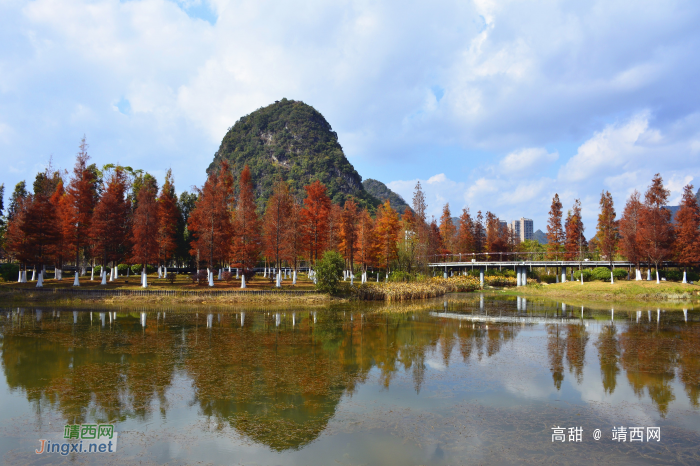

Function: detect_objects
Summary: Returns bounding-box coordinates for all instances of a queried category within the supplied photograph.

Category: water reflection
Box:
[1,298,699,456]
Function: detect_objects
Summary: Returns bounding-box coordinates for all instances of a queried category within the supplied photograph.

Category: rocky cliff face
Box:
[208,98,379,210]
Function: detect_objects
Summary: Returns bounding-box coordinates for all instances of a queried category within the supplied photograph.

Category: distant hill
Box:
[208,99,381,211]
[362,179,411,214]
[533,229,548,244]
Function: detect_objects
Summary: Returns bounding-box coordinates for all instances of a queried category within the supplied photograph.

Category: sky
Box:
[1,0,700,238]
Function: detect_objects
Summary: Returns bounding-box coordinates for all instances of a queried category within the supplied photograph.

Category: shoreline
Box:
[511,280,700,304]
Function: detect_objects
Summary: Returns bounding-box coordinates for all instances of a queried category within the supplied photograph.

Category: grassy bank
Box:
[514,280,700,302]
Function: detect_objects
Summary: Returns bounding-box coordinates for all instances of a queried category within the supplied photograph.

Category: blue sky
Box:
[2,0,700,238]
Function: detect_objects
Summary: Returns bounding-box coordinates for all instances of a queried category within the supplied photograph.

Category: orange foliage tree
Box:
[263,179,292,269]
[339,198,359,270]
[63,138,99,269]
[4,188,30,269]
[564,199,586,261]
[157,169,180,266]
[638,174,674,273]
[357,208,377,273]
[546,193,564,259]
[285,201,305,273]
[301,180,331,265]
[595,191,618,268]
[22,172,61,271]
[439,203,457,254]
[91,167,131,268]
[375,200,400,271]
[619,190,642,267]
[456,208,475,256]
[130,179,160,270]
[49,181,68,270]
[188,161,234,270]
[231,165,261,272]
[674,184,700,271]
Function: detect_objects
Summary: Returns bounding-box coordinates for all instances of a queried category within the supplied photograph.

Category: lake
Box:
[1,294,698,465]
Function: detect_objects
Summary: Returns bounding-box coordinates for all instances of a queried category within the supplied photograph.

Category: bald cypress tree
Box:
[546,194,564,259]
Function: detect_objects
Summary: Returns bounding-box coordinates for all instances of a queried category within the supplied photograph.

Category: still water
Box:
[0,295,699,465]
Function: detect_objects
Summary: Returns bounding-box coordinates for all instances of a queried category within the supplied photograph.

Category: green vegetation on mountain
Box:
[362,179,411,214]
[208,99,381,211]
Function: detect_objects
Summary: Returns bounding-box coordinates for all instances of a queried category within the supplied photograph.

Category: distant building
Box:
[510,218,534,242]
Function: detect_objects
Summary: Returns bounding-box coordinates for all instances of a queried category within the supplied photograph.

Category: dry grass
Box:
[352,275,528,301]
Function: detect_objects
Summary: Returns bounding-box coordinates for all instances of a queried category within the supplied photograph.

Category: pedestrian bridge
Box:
[428,260,635,269]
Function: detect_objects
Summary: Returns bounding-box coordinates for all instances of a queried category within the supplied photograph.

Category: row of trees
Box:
[545,174,700,271]
[1,138,185,274]
[1,139,697,277]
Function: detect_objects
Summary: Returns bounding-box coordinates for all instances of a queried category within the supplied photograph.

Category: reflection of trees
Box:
[566,324,589,384]
[595,324,620,394]
[547,325,566,390]
[619,324,677,417]
[678,326,700,407]
[1,310,177,424]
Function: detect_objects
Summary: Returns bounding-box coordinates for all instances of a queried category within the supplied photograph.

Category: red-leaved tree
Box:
[638,174,674,274]
[92,167,131,269]
[231,165,261,272]
[674,184,700,272]
[131,179,160,271]
[619,190,642,268]
[157,169,180,266]
[339,198,359,270]
[595,191,618,268]
[63,137,99,270]
[564,199,586,261]
[439,203,457,255]
[263,179,292,269]
[375,200,400,272]
[546,194,564,259]
[188,161,234,270]
[301,180,331,265]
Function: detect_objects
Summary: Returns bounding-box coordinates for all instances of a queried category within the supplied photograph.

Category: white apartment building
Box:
[510,218,534,242]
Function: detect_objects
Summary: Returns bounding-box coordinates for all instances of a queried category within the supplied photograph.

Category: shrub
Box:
[0,263,20,282]
[589,267,628,281]
[661,270,682,281]
[93,265,110,276]
[130,264,156,275]
[315,250,344,294]
[573,270,593,281]
[166,272,177,284]
[190,270,208,285]
[117,264,130,274]
[222,271,234,282]
[388,271,413,282]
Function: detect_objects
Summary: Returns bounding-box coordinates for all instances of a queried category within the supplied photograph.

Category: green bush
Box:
[117,264,130,274]
[315,251,344,295]
[0,263,20,282]
[573,270,593,281]
[662,270,682,281]
[130,264,156,275]
[93,265,110,276]
[589,267,628,281]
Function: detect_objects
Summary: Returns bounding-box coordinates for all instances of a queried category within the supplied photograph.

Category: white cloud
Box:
[498,147,558,175]
[2,0,700,229]
[558,112,650,182]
